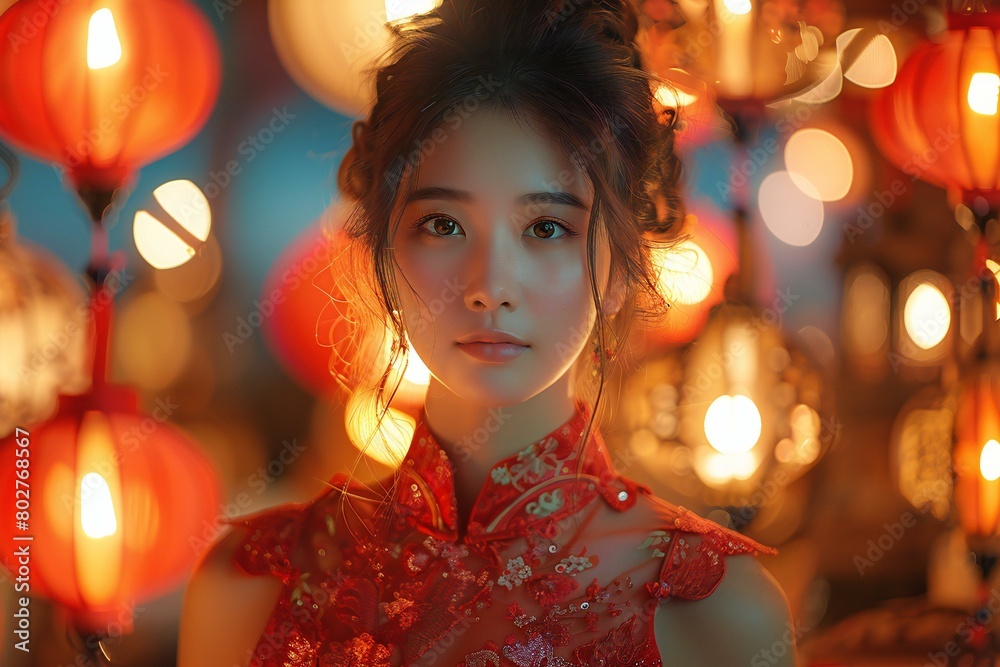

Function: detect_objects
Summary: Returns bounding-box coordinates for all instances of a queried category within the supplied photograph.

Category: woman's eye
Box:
[417,216,463,236]
[527,219,575,239]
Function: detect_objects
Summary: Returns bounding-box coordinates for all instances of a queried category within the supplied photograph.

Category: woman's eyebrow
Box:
[404,186,472,205]
[519,191,590,210]
[404,186,590,210]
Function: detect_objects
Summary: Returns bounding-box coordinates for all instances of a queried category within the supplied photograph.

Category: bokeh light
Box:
[704,394,762,455]
[133,180,212,270]
[758,171,825,246]
[903,282,950,350]
[385,0,441,23]
[980,439,1000,482]
[345,391,416,467]
[785,128,853,202]
[116,291,193,391]
[653,239,714,306]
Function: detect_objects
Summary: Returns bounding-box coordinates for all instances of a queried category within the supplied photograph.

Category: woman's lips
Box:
[455,342,528,363]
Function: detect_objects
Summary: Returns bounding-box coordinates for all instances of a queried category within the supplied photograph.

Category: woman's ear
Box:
[602,274,626,319]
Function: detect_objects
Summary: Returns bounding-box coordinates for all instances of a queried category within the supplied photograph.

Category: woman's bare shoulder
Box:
[176,523,285,667]
[654,553,796,666]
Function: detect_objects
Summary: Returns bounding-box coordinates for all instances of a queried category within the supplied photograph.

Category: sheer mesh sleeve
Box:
[224,502,310,583]
[641,499,777,602]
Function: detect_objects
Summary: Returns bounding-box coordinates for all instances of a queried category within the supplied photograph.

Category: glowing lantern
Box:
[0,0,221,195]
[261,211,431,405]
[268,0,443,117]
[0,275,220,630]
[891,385,955,522]
[896,270,954,366]
[261,218,358,396]
[636,0,834,110]
[0,205,89,437]
[624,302,832,504]
[954,362,1000,538]
[870,8,1000,207]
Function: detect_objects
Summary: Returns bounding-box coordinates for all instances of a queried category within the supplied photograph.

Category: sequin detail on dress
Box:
[224,401,776,666]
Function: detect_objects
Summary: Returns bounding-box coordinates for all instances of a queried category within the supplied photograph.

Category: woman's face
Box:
[389,109,618,408]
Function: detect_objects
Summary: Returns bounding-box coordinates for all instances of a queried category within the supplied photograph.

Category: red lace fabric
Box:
[225,401,776,666]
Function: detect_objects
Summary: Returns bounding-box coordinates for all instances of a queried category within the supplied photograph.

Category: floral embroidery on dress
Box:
[497,555,532,589]
[491,464,512,485]
[506,436,562,490]
[555,551,595,574]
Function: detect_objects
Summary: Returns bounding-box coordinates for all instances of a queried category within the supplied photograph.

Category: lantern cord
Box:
[64,621,114,666]
[0,141,18,201]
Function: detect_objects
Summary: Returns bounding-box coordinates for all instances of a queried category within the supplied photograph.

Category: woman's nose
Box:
[462,227,520,313]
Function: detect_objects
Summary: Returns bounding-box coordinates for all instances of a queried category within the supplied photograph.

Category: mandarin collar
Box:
[392,400,642,546]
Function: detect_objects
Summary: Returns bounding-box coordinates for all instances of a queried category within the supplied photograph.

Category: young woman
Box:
[178,1,796,665]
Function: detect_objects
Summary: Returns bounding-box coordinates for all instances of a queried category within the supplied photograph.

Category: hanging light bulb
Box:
[87,8,122,70]
[968,72,1000,116]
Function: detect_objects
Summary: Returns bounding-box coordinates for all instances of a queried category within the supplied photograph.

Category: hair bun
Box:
[337,119,374,202]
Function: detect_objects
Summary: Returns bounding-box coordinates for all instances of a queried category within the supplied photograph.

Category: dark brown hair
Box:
[331,0,684,477]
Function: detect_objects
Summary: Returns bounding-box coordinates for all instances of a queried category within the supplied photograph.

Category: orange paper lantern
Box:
[0,0,221,191]
[0,275,220,630]
[261,220,356,396]
[953,362,1000,539]
[870,11,1000,206]
[262,212,431,409]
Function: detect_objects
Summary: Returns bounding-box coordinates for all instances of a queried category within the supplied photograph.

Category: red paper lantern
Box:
[0,0,221,191]
[0,274,220,630]
[870,11,1000,206]
[953,361,1000,539]
[261,220,356,396]
[262,212,431,410]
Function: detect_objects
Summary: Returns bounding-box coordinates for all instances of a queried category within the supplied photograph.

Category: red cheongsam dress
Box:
[224,399,776,666]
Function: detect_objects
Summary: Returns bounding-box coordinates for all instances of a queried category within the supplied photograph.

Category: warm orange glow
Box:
[74,411,123,606]
[696,449,759,484]
[395,337,431,387]
[954,365,1000,538]
[988,258,1000,320]
[968,72,1000,116]
[87,9,122,70]
[345,392,416,467]
[870,25,1000,197]
[981,439,1000,481]
[0,1,221,192]
[715,0,754,98]
[653,240,714,306]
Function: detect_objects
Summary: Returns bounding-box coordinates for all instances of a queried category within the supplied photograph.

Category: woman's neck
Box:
[421,375,578,527]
